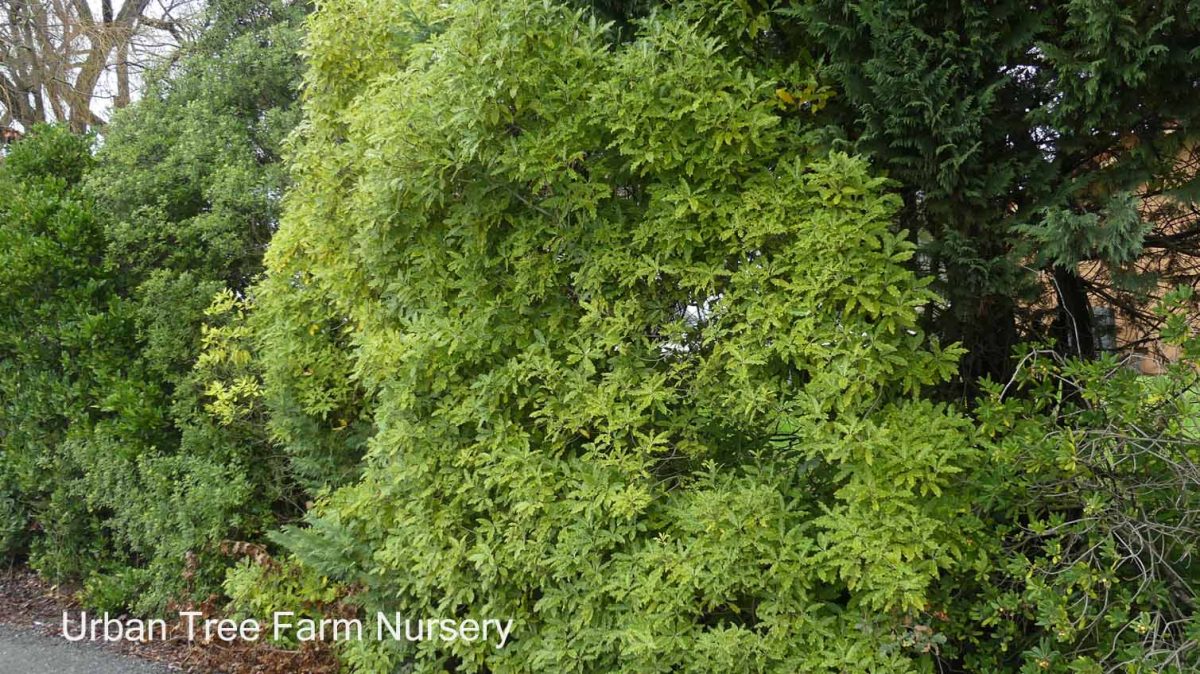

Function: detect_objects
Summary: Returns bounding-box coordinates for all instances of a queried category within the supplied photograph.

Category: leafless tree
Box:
[0,0,202,133]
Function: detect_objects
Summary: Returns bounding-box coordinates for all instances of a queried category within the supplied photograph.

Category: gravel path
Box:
[0,623,172,673]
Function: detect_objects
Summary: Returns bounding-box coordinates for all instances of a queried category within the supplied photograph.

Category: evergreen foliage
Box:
[789,0,1200,385]
[262,1,976,671]
[0,0,308,615]
[0,3,1197,673]
[0,126,111,575]
[947,316,1200,672]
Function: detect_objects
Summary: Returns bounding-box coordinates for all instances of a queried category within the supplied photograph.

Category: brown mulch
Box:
[0,567,339,674]
[0,565,79,630]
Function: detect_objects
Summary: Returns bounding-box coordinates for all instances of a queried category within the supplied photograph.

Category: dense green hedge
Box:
[258,1,975,671]
[0,0,307,615]
[1,1,1197,672]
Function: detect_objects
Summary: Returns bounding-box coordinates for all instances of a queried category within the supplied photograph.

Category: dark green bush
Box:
[1,0,309,615]
[938,313,1200,673]
[0,125,112,577]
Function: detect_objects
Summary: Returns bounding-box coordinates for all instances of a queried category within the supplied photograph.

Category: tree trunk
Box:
[948,295,1019,399]
[1051,265,1095,360]
[116,40,129,108]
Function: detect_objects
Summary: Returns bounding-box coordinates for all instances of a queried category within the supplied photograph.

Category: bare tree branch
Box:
[0,0,201,132]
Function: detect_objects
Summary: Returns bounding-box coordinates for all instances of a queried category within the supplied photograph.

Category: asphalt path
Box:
[0,623,171,674]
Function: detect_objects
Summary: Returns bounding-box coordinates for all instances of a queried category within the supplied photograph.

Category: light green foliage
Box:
[224,556,341,648]
[198,290,265,428]
[262,1,974,671]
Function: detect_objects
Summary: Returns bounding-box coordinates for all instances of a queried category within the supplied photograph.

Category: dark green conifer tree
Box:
[789,0,1200,388]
